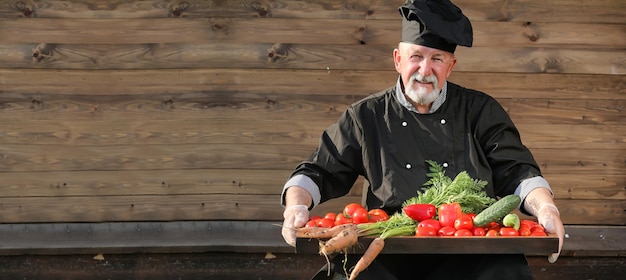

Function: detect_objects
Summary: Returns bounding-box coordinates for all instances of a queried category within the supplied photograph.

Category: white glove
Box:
[537,204,565,263]
[281,205,310,247]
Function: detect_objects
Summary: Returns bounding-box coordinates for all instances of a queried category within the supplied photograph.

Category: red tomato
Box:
[309,215,322,221]
[417,219,441,232]
[530,231,547,236]
[486,222,502,233]
[485,229,499,237]
[487,221,501,230]
[368,209,389,222]
[519,228,532,236]
[472,227,486,236]
[454,229,473,237]
[521,219,539,228]
[499,227,520,236]
[437,226,456,236]
[305,219,319,228]
[316,218,335,228]
[343,203,365,218]
[454,215,474,231]
[519,223,531,232]
[403,203,436,221]
[531,225,546,233]
[334,214,352,226]
[415,226,437,237]
[351,208,370,224]
[438,202,462,228]
[323,212,337,221]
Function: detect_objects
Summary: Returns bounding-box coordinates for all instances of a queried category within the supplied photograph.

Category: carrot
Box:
[348,237,385,280]
[317,227,359,277]
[296,223,358,239]
[318,227,359,256]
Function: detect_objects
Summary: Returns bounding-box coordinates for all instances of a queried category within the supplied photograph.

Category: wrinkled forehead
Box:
[399,42,455,58]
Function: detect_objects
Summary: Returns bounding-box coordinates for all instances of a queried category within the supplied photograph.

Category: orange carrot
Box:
[348,237,385,280]
[318,227,359,256]
[296,224,358,239]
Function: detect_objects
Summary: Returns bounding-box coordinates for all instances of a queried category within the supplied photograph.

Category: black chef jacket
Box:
[290,81,542,214]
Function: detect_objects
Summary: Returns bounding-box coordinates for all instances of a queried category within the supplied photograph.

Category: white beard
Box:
[405,73,440,105]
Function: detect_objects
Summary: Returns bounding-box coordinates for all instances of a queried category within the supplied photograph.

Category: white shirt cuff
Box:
[514,176,553,208]
[281,174,322,209]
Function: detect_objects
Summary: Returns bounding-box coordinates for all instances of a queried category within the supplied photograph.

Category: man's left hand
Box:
[537,204,565,263]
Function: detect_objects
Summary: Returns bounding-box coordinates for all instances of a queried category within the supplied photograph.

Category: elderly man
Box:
[281,0,565,279]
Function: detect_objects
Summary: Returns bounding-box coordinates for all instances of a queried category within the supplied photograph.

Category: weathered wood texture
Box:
[0,0,624,233]
[0,2,624,279]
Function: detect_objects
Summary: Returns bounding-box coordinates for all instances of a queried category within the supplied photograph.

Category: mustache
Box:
[411,73,438,84]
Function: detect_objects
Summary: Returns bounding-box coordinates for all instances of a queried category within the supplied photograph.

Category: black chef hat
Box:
[399,0,473,53]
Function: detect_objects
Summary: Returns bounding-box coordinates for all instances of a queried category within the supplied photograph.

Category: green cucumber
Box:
[473,194,521,227]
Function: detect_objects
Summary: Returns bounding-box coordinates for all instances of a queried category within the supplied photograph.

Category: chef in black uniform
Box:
[281,0,565,279]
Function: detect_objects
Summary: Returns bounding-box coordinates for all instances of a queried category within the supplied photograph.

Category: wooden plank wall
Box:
[0,0,624,228]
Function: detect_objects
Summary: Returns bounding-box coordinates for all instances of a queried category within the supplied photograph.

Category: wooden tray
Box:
[296,235,559,255]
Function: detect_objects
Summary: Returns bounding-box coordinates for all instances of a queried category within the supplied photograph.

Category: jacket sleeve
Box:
[474,97,543,197]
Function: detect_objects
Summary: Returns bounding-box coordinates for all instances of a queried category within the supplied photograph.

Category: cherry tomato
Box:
[519,227,532,236]
[368,209,389,222]
[521,219,539,228]
[487,221,501,229]
[438,202,462,228]
[403,203,436,221]
[521,220,544,236]
[472,227,486,236]
[454,215,474,231]
[417,219,441,232]
[343,203,365,218]
[454,229,473,237]
[309,215,322,221]
[530,231,547,236]
[437,226,456,236]
[485,229,499,237]
[499,227,520,236]
[334,214,352,226]
[486,221,502,232]
[351,208,370,224]
[415,226,437,237]
[316,218,335,228]
[305,219,319,228]
[323,212,337,221]
[519,223,531,232]
[531,224,546,234]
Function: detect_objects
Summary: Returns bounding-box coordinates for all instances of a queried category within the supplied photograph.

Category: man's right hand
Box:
[281,204,310,247]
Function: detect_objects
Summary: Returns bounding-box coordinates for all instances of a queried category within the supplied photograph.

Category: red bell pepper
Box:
[403,203,436,221]
[438,202,462,228]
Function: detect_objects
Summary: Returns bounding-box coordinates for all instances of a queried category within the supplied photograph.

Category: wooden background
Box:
[0,0,624,229]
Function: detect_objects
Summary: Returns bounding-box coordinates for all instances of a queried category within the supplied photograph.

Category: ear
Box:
[393,48,402,73]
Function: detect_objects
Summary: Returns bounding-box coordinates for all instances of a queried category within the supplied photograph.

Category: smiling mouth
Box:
[413,76,433,84]
[413,80,434,87]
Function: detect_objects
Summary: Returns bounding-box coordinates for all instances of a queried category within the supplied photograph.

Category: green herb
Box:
[357,213,416,238]
[402,160,496,214]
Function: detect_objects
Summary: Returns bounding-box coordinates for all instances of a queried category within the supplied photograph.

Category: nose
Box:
[418,59,433,76]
